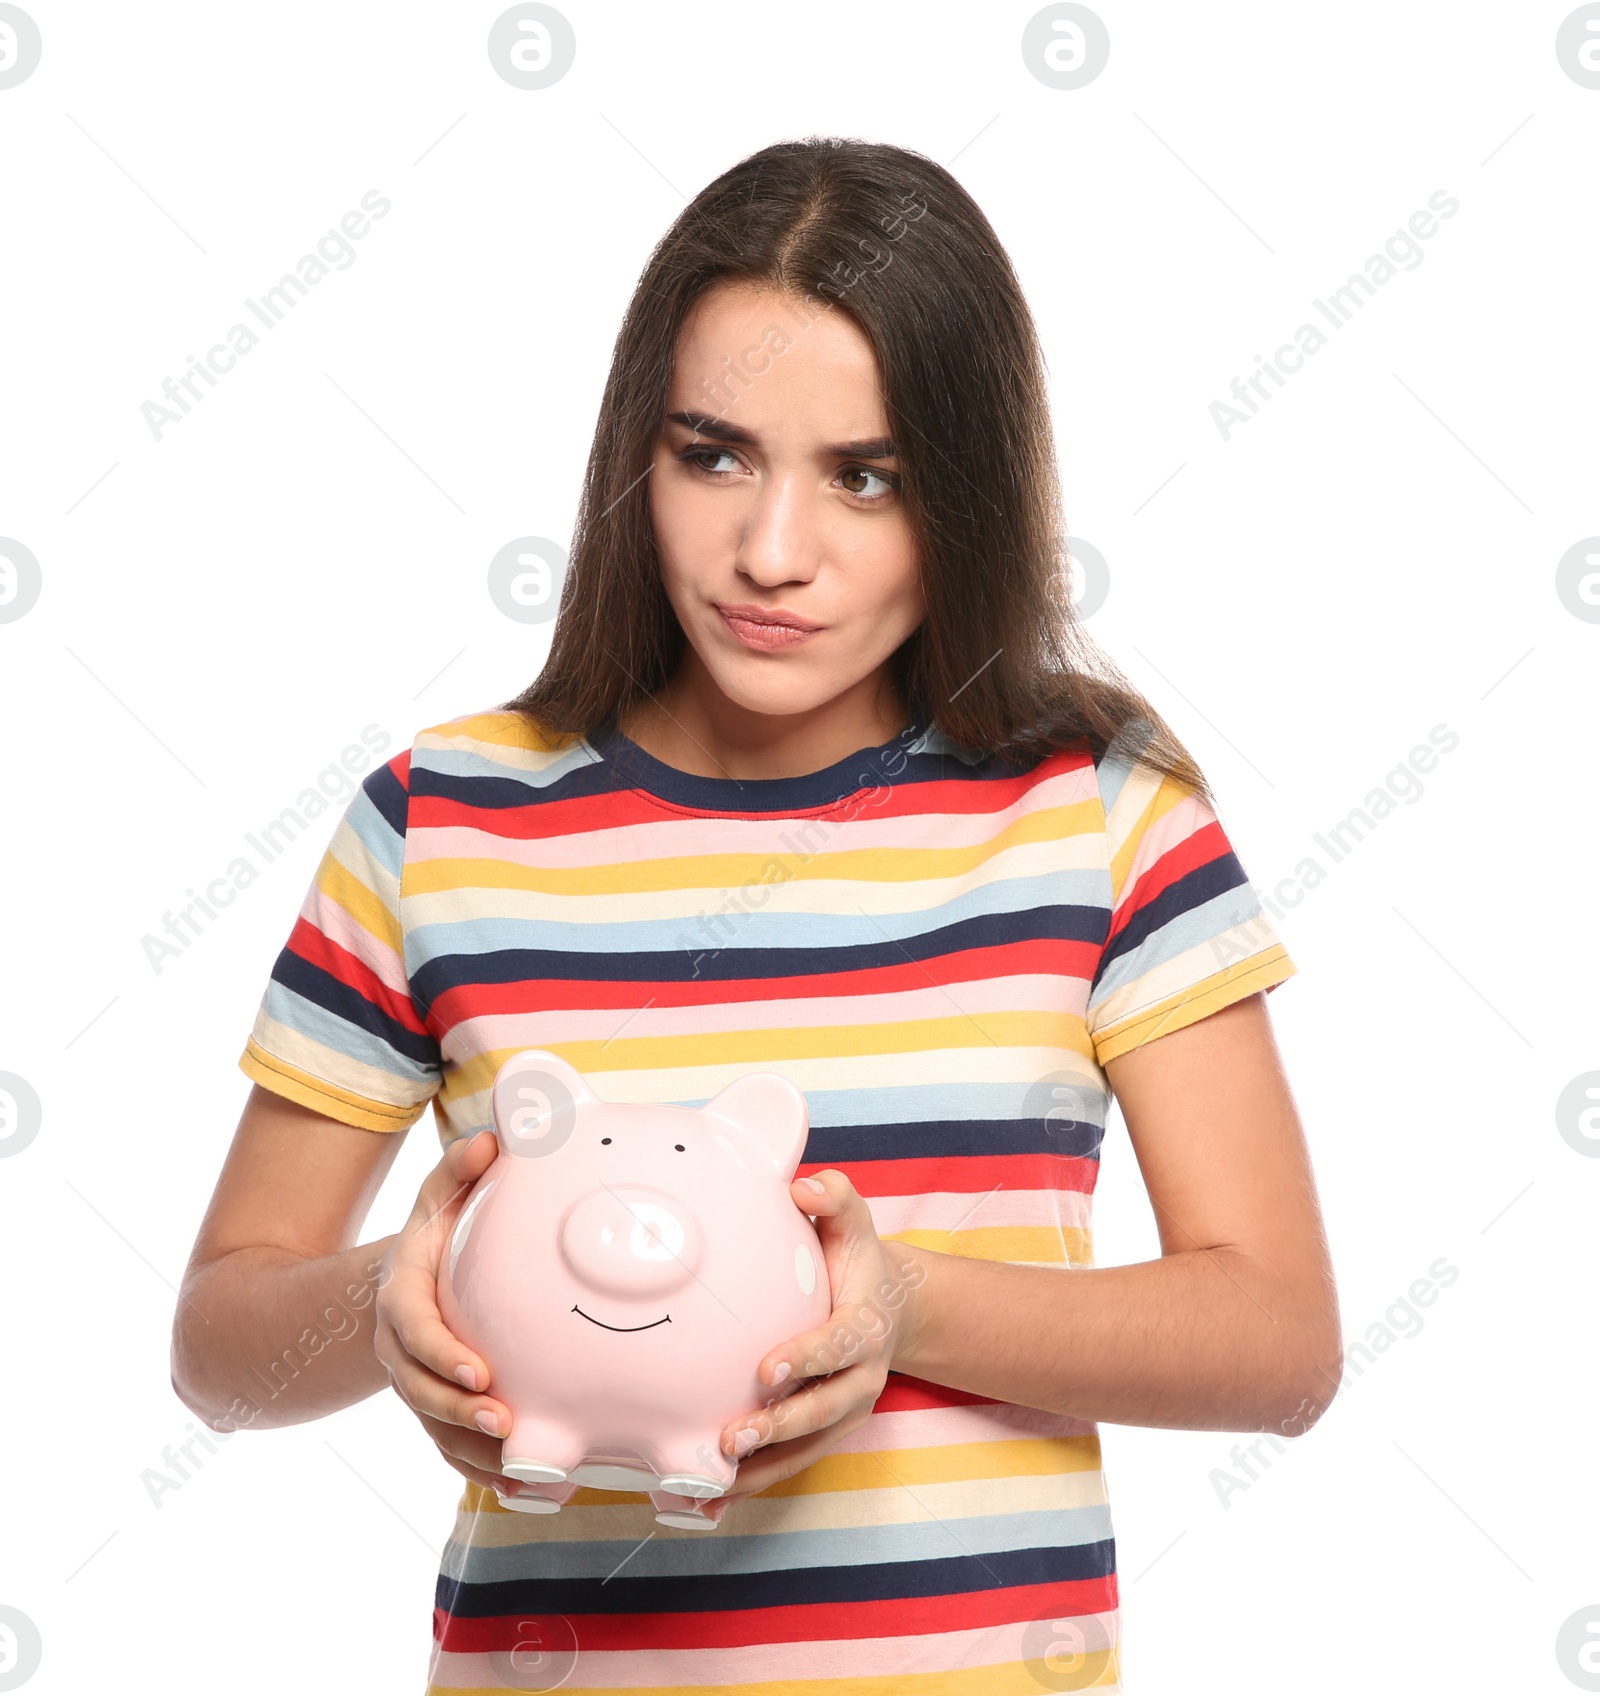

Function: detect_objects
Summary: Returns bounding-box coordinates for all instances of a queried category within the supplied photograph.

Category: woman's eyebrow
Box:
[665,410,898,459]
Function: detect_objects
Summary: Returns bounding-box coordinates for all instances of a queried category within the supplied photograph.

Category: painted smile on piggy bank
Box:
[436,1048,833,1531]
[572,1305,671,1332]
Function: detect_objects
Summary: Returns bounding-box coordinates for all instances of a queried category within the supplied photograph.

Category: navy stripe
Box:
[411,758,624,812]
[1091,852,1248,994]
[408,742,1037,815]
[410,906,1104,1007]
[808,1116,1103,1163]
[272,946,438,1068]
[435,1538,1116,1619]
[587,718,1036,814]
[363,757,410,836]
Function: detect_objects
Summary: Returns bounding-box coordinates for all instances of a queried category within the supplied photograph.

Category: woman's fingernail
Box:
[800,1177,825,1194]
[768,1360,791,1385]
[476,1410,504,1436]
[456,1365,479,1390]
[731,1427,761,1456]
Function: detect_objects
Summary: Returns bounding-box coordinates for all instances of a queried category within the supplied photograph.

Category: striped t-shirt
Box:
[240,706,1297,1694]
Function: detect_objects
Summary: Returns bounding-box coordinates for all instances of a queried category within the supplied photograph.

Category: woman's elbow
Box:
[1267,1298,1344,1437]
[169,1284,241,1433]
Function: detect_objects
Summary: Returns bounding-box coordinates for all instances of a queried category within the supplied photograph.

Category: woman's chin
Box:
[695,657,841,722]
[711,682,838,722]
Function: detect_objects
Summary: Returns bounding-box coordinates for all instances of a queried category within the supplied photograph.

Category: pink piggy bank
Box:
[436,1049,833,1530]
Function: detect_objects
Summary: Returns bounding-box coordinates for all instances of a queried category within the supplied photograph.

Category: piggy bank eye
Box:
[674,1144,685,1152]
[601,1137,612,1145]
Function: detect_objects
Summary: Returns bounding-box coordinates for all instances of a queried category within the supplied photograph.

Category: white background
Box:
[1,2,1596,1691]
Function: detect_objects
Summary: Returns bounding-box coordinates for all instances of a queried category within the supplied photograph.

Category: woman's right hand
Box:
[374,1128,523,1497]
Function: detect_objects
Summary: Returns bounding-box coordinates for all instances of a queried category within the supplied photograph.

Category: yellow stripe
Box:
[1096,948,1297,1065]
[448,1014,1087,1099]
[239,1041,422,1132]
[1107,766,1191,907]
[419,709,577,753]
[555,1434,1107,1507]
[430,1649,1122,1696]
[319,848,402,953]
[732,1430,1106,1497]
[406,799,1099,896]
[462,1466,1108,1538]
[887,1225,1093,1266]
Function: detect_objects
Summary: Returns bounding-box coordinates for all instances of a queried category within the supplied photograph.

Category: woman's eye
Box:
[839,465,897,501]
[681,446,741,475]
[677,447,897,500]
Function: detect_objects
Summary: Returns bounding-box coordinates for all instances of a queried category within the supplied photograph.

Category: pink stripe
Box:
[428,1609,1120,1691]
[1116,789,1214,902]
[447,974,1090,1053]
[306,891,410,997]
[865,1187,1092,1237]
[409,769,1094,869]
[844,1396,1102,1453]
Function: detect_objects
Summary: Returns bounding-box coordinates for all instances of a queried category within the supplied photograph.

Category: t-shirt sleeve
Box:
[238,750,443,1132]
[1086,738,1297,1069]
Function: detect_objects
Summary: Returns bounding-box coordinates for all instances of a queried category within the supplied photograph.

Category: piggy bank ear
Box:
[704,1072,809,1178]
[491,1049,594,1160]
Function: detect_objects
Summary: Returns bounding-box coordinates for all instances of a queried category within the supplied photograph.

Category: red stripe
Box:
[286,916,431,1037]
[424,939,1101,1029]
[1108,816,1226,945]
[410,747,1094,840]
[872,1372,1057,1411]
[813,1151,1099,1200]
[415,786,695,838]
[433,1573,1118,1655]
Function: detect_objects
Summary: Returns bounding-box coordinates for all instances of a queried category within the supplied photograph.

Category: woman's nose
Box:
[737,473,821,587]
[558,1186,703,1297]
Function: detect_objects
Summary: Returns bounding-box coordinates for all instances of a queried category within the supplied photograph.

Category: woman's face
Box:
[648,281,924,722]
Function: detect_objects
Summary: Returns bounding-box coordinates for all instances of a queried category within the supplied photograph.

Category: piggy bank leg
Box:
[644,1438,737,1504]
[650,1488,731,1531]
[495,1479,578,1515]
[501,1415,587,1486]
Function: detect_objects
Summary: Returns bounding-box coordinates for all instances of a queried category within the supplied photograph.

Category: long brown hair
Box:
[504,135,1211,802]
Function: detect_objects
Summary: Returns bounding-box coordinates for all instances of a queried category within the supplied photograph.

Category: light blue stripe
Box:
[1091,722,1159,814]
[343,784,404,883]
[451,1082,1102,1134]
[1087,886,1265,1010]
[906,724,987,766]
[257,982,439,1089]
[440,1501,1113,1583]
[642,1081,1107,1129]
[449,1079,1103,1136]
[422,740,601,789]
[405,867,1104,966]
[795,1080,1107,1128]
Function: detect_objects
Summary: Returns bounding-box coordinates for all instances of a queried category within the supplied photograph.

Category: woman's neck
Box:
[617,656,910,782]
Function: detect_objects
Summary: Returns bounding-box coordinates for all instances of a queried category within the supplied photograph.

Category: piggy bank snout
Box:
[559,1186,704,1298]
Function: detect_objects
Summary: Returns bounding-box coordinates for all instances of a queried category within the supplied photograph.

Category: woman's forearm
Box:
[171,1235,399,1432]
[889,1243,1341,1434]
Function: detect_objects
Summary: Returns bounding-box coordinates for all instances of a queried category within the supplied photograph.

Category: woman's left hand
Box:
[709,1168,929,1515]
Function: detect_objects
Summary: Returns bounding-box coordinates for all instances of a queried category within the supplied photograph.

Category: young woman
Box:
[173,137,1340,1694]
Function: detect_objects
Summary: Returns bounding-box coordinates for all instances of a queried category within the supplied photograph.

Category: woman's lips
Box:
[715,603,822,651]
